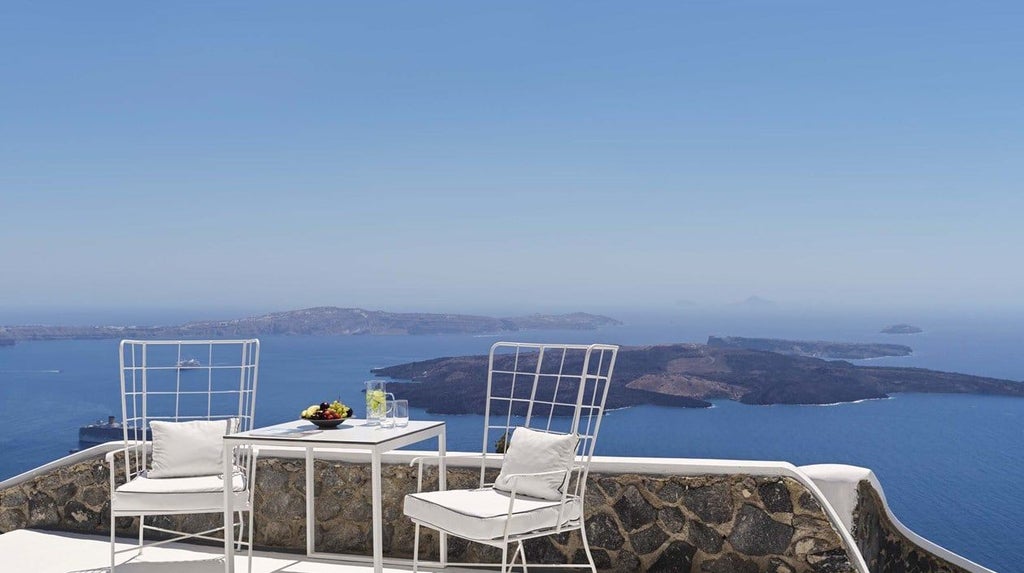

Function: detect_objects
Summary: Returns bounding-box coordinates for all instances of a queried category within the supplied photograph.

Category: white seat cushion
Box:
[112,471,247,514]
[404,488,582,540]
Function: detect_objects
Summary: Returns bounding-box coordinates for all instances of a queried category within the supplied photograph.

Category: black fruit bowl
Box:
[304,417,347,429]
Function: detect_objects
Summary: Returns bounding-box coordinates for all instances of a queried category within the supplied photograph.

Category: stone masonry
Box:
[852,481,970,573]
[0,453,859,572]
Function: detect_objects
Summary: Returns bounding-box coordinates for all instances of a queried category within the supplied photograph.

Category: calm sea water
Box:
[0,310,1021,571]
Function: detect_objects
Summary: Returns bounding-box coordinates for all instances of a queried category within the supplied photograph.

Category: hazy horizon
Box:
[3,2,1023,314]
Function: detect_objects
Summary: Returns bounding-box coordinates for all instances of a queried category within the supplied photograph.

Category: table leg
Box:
[438,430,447,568]
[223,443,235,573]
[306,448,315,556]
[371,448,383,573]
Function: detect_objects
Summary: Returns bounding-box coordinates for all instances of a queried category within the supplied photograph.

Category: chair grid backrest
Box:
[481,342,618,488]
[118,339,259,479]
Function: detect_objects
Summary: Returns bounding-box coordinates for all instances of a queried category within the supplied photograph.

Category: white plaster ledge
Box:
[799,464,874,531]
[799,463,995,573]
[0,442,123,490]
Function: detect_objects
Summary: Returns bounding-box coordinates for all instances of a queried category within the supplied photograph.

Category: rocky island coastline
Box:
[377,342,1024,412]
[707,335,912,359]
[0,306,621,341]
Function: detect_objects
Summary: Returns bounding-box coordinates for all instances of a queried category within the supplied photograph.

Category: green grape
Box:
[368,389,387,409]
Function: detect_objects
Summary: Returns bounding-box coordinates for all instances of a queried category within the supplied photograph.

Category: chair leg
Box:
[412,523,421,573]
[500,544,509,573]
[247,459,257,573]
[246,507,255,573]
[110,510,117,572]
[579,521,598,573]
[515,540,529,572]
[235,510,245,551]
[137,515,145,555]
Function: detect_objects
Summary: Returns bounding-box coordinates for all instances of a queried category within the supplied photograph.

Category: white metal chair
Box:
[404,342,619,573]
[106,339,260,571]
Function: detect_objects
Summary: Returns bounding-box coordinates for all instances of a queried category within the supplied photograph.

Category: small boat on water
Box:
[77,416,150,446]
[177,358,202,369]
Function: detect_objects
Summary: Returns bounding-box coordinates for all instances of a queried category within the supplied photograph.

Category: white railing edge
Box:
[865,470,995,573]
[0,442,125,490]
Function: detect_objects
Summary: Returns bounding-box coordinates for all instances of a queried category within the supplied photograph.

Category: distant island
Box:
[707,335,912,359]
[376,343,1024,412]
[881,324,923,334]
[0,307,622,341]
[731,295,777,309]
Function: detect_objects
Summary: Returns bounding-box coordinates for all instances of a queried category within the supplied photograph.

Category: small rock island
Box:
[881,324,923,334]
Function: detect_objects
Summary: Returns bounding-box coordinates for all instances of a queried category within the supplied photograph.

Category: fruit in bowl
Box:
[301,401,352,428]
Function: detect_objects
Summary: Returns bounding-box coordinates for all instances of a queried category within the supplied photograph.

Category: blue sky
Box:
[2,2,1023,319]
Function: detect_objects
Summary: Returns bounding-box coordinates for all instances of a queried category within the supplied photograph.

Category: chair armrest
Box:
[104,444,151,466]
[500,468,570,482]
[107,442,153,491]
[495,465,585,493]
[499,469,573,500]
[104,441,153,463]
[410,452,488,492]
[408,451,490,467]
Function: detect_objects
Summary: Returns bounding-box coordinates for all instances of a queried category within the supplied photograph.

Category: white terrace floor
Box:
[0,529,478,573]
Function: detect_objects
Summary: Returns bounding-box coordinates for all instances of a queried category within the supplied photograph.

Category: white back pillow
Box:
[149,418,238,478]
[494,427,579,500]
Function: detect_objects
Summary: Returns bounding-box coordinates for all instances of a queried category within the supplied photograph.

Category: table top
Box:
[224,418,445,447]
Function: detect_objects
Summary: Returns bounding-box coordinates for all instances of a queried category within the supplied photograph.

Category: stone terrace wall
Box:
[0,457,109,534]
[0,452,857,572]
[852,481,970,573]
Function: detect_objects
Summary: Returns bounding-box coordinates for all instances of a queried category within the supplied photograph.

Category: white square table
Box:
[222,418,446,573]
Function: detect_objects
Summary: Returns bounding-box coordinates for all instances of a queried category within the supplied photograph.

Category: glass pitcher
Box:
[364,380,388,425]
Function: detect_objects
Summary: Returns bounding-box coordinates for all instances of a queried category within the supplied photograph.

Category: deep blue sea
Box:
[1,310,1021,571]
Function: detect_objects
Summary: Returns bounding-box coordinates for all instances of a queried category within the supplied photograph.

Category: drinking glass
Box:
[380,401,395,427]
[394,399,409,427]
